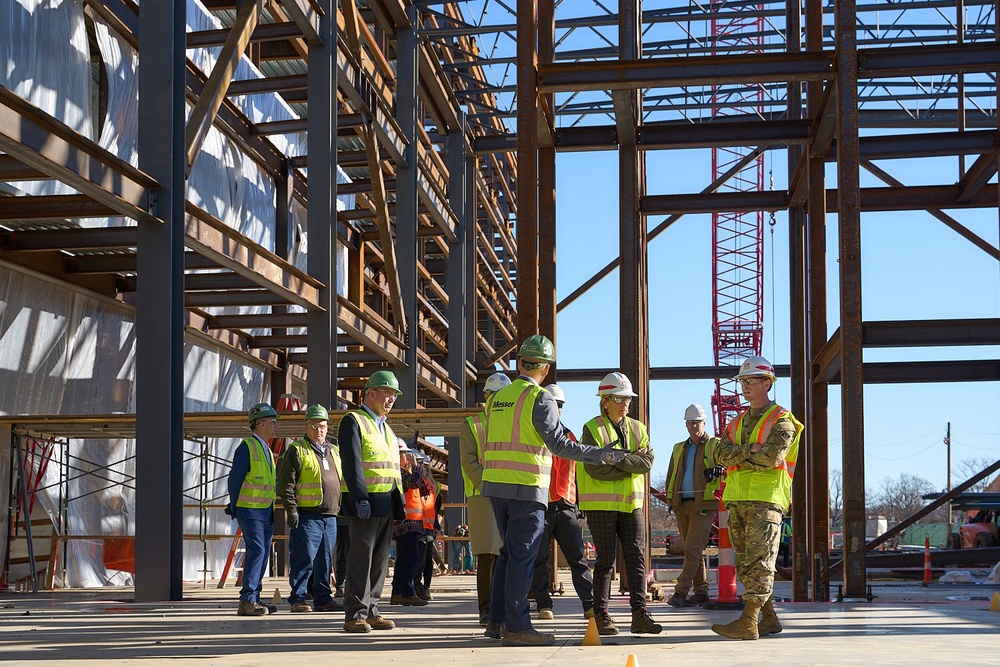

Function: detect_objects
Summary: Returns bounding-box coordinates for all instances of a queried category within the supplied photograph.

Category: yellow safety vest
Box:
[341,410,401,494]
[721,404,802,510]
[237,436,276,508]
[288,439,342,507]
[665,438,721,502]
[330,445,347,494]
[461,413,487,497]
[482,380,551,489]
[577,416,647,512]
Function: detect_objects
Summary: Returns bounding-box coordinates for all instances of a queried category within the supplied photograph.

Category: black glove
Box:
[704,465,727,482]
[355,499,371,519]
[224,505,233,517]
[287,510,300,530]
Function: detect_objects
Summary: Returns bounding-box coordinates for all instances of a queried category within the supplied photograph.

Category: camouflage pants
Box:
[726,501,783,605]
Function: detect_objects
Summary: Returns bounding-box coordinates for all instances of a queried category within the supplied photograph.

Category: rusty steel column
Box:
[806,0,831,603]
[835,0,867,598]
[516,0,539,343]
[538,0,557,377]
[786,0,810,603]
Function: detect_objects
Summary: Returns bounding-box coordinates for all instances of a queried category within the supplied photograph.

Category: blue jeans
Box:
[391,531,420,597]
[488,497,546,633]
[237,514,274,603]
[288,514,337,605]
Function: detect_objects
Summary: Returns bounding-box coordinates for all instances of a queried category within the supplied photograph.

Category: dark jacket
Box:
[338,408,403,519]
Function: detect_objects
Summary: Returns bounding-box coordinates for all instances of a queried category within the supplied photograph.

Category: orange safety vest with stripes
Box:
[576,416,648,512]
[236,436,276,508]
[482,379,551,489]
[721,403,802,511]
[403,475,437,530]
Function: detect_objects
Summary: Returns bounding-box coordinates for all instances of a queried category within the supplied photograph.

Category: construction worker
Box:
[482,335,627,647]
[412,451,442,599]
[227,402,278,617]
[578,372,663,636]
[459,371,509,625]
[276,404,343,613]
[390,440,432,606]
[711,355,803,641]
[531,383,595,620]
[663,403,721,608]
[339,370,404,633]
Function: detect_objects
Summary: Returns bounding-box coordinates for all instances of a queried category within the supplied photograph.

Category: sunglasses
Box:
[605,395,631,404]
[522,360,547,370]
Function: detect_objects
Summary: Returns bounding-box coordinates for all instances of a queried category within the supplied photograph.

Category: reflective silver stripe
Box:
[295,483,322,490]
[367,475,395,485]
[363,461,396,469]
[508,386,533,447]
[243,483,274,492]
[483,459,552,474]
[484,441,546,456]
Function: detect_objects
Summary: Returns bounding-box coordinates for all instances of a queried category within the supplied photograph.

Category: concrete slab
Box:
[1,575,998,666]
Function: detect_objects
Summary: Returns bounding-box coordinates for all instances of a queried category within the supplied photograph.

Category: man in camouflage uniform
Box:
[711,356,803,640]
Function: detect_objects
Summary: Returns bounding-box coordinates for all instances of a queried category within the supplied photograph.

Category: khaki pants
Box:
[674,500,714,596]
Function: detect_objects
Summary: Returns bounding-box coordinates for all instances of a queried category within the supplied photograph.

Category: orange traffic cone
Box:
[990,592,1000,612]
[625,655,641,667]
[583,616,602,646]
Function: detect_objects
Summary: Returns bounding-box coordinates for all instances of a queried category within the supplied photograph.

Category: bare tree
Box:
[649,473,677,533]
[829,469,843,528]
[954,457,998,493]
[868,473,947,523]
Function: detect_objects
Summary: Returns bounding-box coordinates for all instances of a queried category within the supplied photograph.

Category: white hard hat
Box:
[396,437,411,452]
[734,355,777,382]
[684,404,707,421]
[544,384,566,403]
[484,372,512,394]
[596,371,638,397]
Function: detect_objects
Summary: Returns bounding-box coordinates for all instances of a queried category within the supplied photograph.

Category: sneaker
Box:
[344,618,372,633]
[630,609,663,635]
[595,611,619,636]
[501,629,555,646]
[687,593,710,606]
[538,608,554,620]
[290,601,312,613]
[313,599,344,612]
[484,622,503,639]
[667,592,691,608]
[366,616,395,630]
[237,600,266,617]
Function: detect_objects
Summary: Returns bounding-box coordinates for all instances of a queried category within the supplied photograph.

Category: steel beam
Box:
[516,0,538,343]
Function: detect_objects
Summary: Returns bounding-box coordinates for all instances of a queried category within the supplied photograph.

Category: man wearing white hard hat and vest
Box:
[578,371,663,636]
[710,356,803,640]
[459,371,510,625]
[663,403,721,608]
[482,335,627,647]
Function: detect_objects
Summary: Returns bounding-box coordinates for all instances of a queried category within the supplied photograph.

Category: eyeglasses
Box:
[605,395,631,404]
[307,423,328,430]
[522,360,547,370]
[738,378,762,386]
[260,418,278,424]
[556,401,565,409]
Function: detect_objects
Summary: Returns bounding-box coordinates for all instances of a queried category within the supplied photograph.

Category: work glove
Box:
[704,465,727,482]
[224,505,234,518]
[599,444,628,466]
[355,499,372,519]
[287,510,300,530]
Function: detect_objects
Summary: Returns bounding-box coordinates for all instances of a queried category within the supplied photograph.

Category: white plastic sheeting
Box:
[1,0,354,586]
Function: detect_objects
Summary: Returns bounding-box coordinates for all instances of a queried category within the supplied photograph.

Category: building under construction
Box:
[1,0,999,613]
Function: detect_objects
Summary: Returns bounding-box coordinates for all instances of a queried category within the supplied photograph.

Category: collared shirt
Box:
[361,404,387,436]
[680,439,697,499]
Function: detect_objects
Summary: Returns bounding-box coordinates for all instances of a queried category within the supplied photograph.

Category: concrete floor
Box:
[2,574,999,666]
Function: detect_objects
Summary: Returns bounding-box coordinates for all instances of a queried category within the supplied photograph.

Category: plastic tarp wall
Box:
[0,0,351,585]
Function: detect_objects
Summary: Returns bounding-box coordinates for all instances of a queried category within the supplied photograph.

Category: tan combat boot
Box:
[757,597,782,636]
[711,601,761,640]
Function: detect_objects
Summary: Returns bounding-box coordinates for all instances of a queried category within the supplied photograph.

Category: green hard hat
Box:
[304,404,329,421]
[364,369,402,395]
[248,402,277,422]
[518,334,555,363]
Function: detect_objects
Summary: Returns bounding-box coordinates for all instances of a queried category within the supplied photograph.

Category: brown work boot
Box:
[237,600,266,617]
[366,616,395,630]
[484,621,503,639]
[290,601,312,613]
[630,608,663,634]
[595,610,620,636]
[758,598,782,636]
[343,618,372,633]
[501,629,556,646]
[711,602,761,640]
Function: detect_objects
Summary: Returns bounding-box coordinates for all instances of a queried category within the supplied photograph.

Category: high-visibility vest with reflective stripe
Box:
[461,413,487,497]
[288,439,323,507]
[482,380,550,489]
[404,480,437,530]
[330,445,347,494]
[342,410,401,493]
[721,403,803,510]
[665,438,720,502]
[237,436,276,508]
[577,416,647,512]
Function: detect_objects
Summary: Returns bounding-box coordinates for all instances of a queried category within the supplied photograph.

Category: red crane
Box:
[709,2,766,436]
